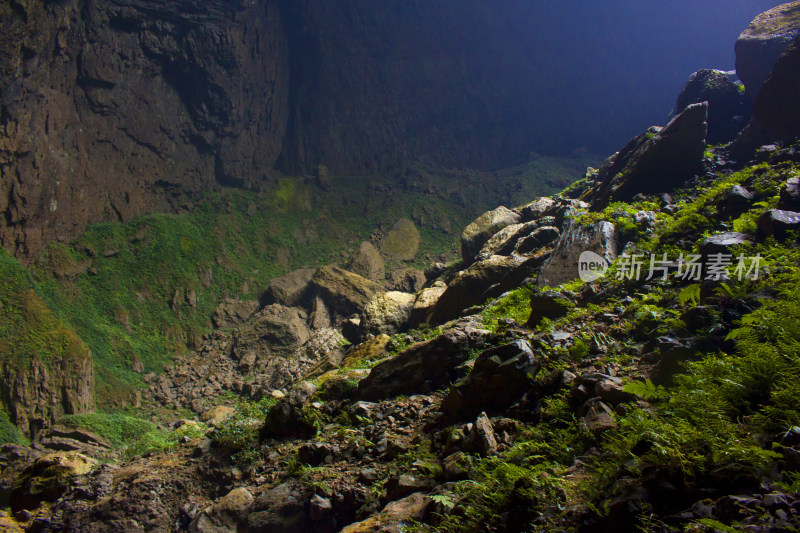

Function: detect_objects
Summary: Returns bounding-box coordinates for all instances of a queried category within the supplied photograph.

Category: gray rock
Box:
[779,177,800,211]
[384,475,436,501]
[537,220,617,288]
[595,103,708,204]
[247,482,313,533]
[699,232,755,256]
[232,304,310,370]
[427,255,532,324]
[758,209,800,241]
[675,69,750,144]
[718,185,755,218]
[311,265,386,321]
[513,226,561,255]
[472,412,498,456]
[519,197,557,221]
[755,34,800,139]
[389,268,427,293]
[461,206,522,263]
[408,283,447,328]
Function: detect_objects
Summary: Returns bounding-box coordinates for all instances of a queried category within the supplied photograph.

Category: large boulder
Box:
[675,69,750,144]
[357,326,491,401]
[310,266,386,320]
[736,1,800,98]
[341,493,431,533]
[589,103,708,206]
[10,452,96,511]
[443,340,540,418]
[461,207,522,263]
[428,255,543,325]
[754,34,800,140]
[408,283,447,328]
[361,291,416,336]
[232,304,311,370]
[268,268,316,308]
[379,219,420,261]
[212,298,260,329]
[349,242,385,282]
[247,481,313,533]
[537,220,617,288]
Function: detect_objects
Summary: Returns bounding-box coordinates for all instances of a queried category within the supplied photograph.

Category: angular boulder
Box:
[247,482,313,533]
[537,220,617,288]
[389,267,427,293]
[349,241,385,282]
[341,493,431,533]
[361,291,416,336]
[461,206,522,263]
[427,255,530,325]
[519,197,557,221]
[528,290,575,327]
[675,69,750,144]
[593,103,708,205]
[758,209,800,240]
[408,282,447,328]
[10,452,96,512]
[261,382,318,440]
[311,265,386,320]
[232,304,311,369]
[443,340,540,418]
[268,268,316,308]
[357,327,490,401]
[736,1,800,97]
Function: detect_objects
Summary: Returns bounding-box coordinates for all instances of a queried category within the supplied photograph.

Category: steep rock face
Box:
[754,35,800,139]
[0,348,94,438]
[736,0,800,97]
[0,0,289,258]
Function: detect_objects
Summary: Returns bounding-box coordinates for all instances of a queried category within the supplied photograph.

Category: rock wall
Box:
[0,0,778,259]
[0,0,289,258]
[0,343,94,437]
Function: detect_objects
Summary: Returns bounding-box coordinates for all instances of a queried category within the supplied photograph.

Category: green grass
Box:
[0,408,28,445]
[62,411,207,460]
[0,246,89,369]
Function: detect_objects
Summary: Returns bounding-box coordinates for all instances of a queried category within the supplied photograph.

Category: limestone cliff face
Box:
[0,0,289,258]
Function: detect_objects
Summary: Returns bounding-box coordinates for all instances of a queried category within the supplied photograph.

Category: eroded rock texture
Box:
[0,0,289,258]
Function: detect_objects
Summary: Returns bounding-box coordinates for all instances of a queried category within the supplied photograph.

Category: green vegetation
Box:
[0,247,89,369]
[481,284,536,330]
[62,411,207,459]
[214,396,277,464]
[0,408,28,445]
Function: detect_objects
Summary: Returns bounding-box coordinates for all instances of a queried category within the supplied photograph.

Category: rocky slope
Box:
[5,18,800,529]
